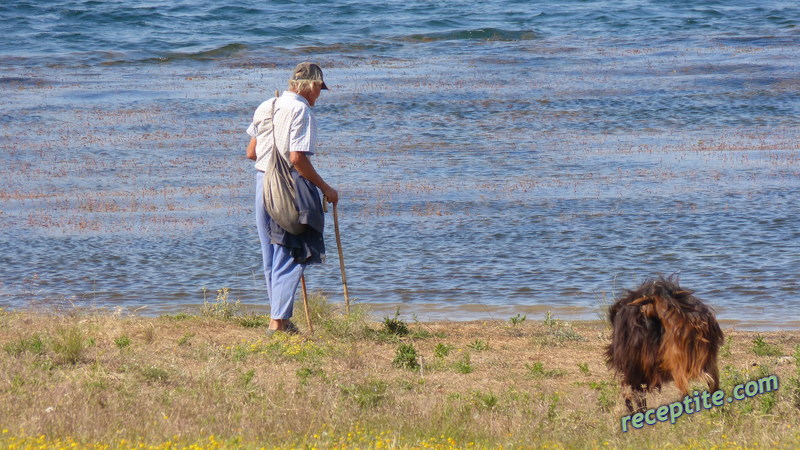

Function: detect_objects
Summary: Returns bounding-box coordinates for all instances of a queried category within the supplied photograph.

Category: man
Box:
[246,62,338,335]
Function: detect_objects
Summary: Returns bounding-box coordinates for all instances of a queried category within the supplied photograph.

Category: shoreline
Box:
[8,299,799,332]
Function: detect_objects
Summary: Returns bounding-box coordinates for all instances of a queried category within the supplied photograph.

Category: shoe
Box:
[284,320,300,334]
[266,321,300,338]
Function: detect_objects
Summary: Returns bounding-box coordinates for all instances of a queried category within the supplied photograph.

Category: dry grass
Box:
[0,303,799,449]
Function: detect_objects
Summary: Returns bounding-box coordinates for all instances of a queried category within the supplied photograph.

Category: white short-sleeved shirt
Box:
[247,91,317,172]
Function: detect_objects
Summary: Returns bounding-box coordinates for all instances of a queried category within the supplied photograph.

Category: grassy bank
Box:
[1,296,799,449]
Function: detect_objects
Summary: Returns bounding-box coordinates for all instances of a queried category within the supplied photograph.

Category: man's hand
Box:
[246,137,256,160]
[290,151,338,204]
[323,187,339,205]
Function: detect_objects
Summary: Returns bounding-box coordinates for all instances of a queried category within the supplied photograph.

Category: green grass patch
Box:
[340,379,389,408]
[140,365,169,384]
[383,310,410,337]
[454,353,474,374]
[177,333,194,347]
[467,339,489,351]
[114,335,131,349]
[525,361,565,379]
[51,326,88,365]
[4,334,46,357]
[509,313,527,327]
[236,313,271,328]
[752,335,783,356]
[392,342,419,371]
[434,343,453,359]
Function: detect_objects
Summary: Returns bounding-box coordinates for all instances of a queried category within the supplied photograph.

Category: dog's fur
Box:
[605,276,724,412]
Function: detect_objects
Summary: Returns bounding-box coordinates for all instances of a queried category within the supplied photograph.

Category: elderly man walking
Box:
[245,62,338,335]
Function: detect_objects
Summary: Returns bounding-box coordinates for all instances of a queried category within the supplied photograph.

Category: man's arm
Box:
[290,151,338,204]
[246,137,257,160]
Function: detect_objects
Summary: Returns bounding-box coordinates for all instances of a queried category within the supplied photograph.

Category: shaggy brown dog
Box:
[605,276,724,413]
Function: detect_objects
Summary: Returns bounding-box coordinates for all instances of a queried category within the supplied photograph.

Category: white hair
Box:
[288,79,322,94]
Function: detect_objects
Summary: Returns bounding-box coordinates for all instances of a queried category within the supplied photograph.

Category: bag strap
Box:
[270,92,294,168]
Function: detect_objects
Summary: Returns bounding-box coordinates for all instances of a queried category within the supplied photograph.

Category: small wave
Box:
[401,28,537,43]
[0,76,42,85]
[184,43,248,58]
[713,35,798,47]
[142,43,249,64]
[208,5,264,16]
[292,42,393,55]
[690,8,725,18]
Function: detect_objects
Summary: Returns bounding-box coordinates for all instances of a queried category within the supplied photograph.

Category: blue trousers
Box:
[255,172,305,320]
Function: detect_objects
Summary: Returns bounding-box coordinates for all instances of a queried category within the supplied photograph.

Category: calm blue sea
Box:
[1,1,799,328]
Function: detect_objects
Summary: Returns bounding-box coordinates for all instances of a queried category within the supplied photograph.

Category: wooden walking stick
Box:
[300,275,313,333]
[333,203,351,314]
[324,197,351,314]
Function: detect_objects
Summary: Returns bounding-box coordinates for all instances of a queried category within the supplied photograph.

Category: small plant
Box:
[410,328,435,339]
[237,313,271,328]
[787,377,800,410]
[200,287,241,320]
[320,304,373,342]
[467,339,489,351]
[240,369,256,387]
[52,326,87,365]
[509,313,527,327]
[552,325,584,342]
[177,333,194,347]
[787,347,800,411]
[749,364,778,413]
[472,391,498,410]
[392,342,419,371]
[594,290,614,324]
[383,309,410,336]
[781,343,800,408]
[721,364,748,391]
[527,361,546,378]
[720,336,732,358]
[535,312,586,346]
[142,324,156,344]
[526,361,565,379]
[141,366,169,383]
[161,312,193,321]
[231,345,249,362]
[294,292,336,327]
[788,344,800,410]
[578,362,591,376]
[546,392,560,421]
[434,343,453,359]
[588,381,618,412]
[454,353,474,374]
[752,335,782,357]
[543,311,557,327]
[400,378,427,391]
[4,334,45,357]
[296,366,324,385]
[760,389,778,413]
[340,379,388,408]
[794,344,800,372]
[114,335,131,349]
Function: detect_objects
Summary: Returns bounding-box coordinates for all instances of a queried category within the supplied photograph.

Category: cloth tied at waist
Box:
[268,169,325,264]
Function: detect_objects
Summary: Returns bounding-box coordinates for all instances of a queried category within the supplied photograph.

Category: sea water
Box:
[1,0,799,328]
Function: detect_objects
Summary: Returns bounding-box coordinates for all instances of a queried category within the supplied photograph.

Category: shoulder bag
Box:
[262,97,306,235]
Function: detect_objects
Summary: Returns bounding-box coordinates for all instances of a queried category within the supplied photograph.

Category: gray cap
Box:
[291,62,328,90]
